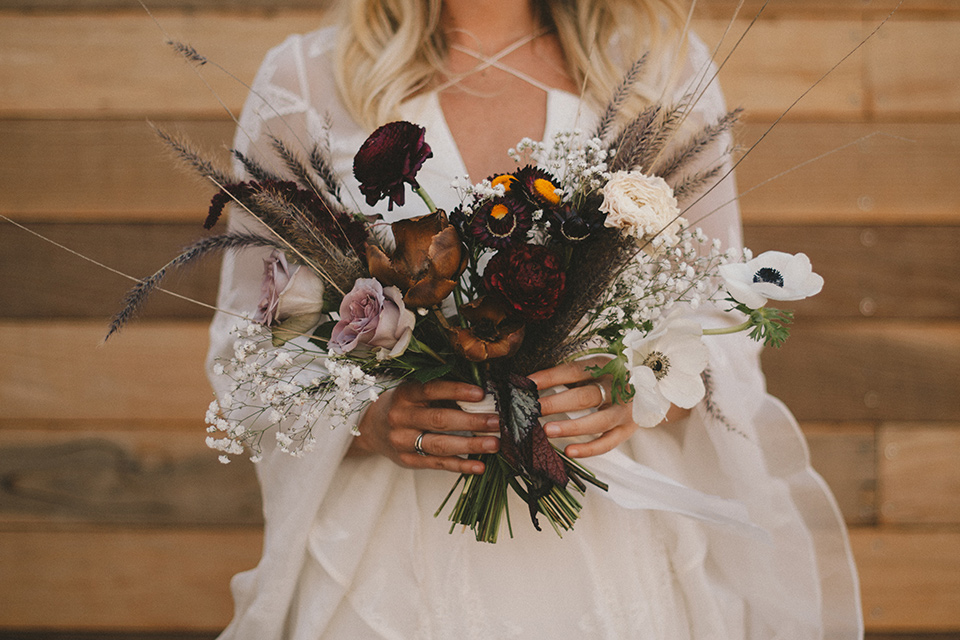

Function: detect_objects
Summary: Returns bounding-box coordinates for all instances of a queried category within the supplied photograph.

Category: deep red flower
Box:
[515,166,563,209]
[467,196,533,249]
[484,244,566,322]
[353,121,433,210]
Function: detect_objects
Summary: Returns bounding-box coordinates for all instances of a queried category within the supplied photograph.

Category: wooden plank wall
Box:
[1,0,958,637]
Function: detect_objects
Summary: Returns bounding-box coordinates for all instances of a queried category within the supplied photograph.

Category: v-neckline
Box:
[406,88,585,183]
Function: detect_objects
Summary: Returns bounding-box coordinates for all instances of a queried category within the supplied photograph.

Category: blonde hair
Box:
[335,0,689,130]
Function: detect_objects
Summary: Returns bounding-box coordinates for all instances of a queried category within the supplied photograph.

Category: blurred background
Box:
[1,0,957,638]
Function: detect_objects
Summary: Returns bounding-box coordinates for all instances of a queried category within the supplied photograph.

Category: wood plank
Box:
[869,20,960,116]
[0,426,877,528]
[803,423,878,525]
[2,318,957,424]
[1,221,221,319]
[0,12,319,119]
[0,527,955,631]
[851,528,960,631]
[0,429,262,526]
[3,120,959,224]
[762,320,960,422]
[7,222,959,320]
[0,528,262,630]
[0,13,872,119]
[0,321,211,421]
[1,0,949,17]
[878,425,960,525]
[0,119,230,221]
[734,122,960,226]
[742,225,960,319]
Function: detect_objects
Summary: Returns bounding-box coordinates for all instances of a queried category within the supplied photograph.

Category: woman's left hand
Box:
[527,357,690,459]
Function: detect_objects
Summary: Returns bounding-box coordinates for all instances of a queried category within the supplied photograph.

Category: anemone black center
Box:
[643,351,670,381]
[753,267,785,288]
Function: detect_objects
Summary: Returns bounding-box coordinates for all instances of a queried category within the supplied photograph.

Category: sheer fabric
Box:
[207,27,862,640]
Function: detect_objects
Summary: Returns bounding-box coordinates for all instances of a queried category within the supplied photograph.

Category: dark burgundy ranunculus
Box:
[353,121,433,210]
[484,244,565,322]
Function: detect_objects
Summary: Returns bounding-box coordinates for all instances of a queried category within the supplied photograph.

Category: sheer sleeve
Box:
[619,34,863,639]
[205,32,372,640]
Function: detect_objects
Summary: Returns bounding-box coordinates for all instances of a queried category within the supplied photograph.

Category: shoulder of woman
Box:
[261,25,339,66]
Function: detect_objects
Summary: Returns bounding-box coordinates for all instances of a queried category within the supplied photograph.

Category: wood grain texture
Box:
[742,225,960,319]
[869,20,960,116]
[0,119,228,220]
[3,120,958,224]
[0,429,262,526]
[7,222,959,319]
[0,321,211,421]
[1,527,955,631]
[0,528,262,630]
[878,425,960,525]
[0,425,877,527]
[3,320,955,423]
[0,13,886,119]
[2,221,221,319]
[852,528,960,631]
[762,320,960,422]
[804,423,878,525]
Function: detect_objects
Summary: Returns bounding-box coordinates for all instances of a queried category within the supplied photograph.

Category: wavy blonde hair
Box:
[334,0,689,130]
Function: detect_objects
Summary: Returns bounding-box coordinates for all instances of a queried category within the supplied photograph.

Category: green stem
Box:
[702,318,753,336]
[561,347,612,363]
[415,186,437,213]
[411,335,446,364]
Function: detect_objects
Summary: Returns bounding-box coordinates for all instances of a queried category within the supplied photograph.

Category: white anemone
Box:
[718,251,824,309]
[622,317,708,428]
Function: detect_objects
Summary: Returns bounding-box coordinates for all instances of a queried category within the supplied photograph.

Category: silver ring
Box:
[592,383,608,409]
[414,431,429,456]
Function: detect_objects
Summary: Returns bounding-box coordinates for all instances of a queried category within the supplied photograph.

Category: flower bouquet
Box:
[108,58,822,543]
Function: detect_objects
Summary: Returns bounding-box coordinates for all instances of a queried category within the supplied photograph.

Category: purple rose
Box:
[254,250,325,326]
[329,278,416,358]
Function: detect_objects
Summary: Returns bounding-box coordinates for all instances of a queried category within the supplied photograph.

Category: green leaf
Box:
[412,362,455,384]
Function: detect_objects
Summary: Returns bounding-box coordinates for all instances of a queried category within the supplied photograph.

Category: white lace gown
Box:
[208,27,863,640]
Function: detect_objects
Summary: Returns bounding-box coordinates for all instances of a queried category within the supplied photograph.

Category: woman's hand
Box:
[351,380,500,475]
[527,357,690,459]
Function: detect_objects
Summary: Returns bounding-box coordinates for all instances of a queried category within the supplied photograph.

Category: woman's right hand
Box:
[350,380,500,475]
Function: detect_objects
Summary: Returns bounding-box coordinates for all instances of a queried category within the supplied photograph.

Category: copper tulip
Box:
[366,209,467,308]
[447,296,525,362]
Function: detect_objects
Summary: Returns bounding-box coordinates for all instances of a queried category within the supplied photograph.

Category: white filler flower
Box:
[623,317,709,427]
[718,250,824,309]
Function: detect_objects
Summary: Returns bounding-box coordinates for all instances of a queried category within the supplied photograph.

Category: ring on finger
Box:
[592,382,608,409]
[414,431,429,456]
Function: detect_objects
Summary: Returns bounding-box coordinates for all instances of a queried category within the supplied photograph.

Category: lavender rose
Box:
[329,278,416,358]
[255,250,325,326]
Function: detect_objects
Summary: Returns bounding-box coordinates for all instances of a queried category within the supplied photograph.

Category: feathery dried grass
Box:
[106,233,283,340]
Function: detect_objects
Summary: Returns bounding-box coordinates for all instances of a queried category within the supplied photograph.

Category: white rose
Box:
[600,171,685,248]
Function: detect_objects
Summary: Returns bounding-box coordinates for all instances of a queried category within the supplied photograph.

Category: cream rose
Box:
[600,171,685,248]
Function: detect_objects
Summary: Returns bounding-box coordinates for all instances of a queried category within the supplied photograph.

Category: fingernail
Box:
[483,438,499,452]
[566,447,579,457]
[544,423,560,437]
[486,416,500,428]
[470,462,485,474]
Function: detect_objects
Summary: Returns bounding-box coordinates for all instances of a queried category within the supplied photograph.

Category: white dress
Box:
[207,27,862,640]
